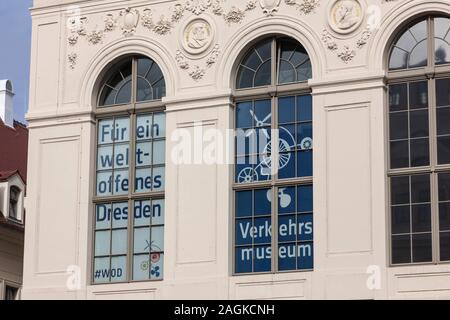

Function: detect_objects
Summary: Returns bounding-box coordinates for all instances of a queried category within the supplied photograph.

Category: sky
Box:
[0,0,33,123]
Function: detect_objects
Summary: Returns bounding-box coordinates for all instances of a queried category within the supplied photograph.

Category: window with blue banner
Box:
[93,56,166,284]
[234,37,313,274]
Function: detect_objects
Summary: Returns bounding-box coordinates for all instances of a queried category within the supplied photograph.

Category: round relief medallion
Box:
[182,18,214,55]
[328,0,364,35]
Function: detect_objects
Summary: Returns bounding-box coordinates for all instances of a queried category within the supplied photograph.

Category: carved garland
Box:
[176,44,220,80]
[66,0,320,73]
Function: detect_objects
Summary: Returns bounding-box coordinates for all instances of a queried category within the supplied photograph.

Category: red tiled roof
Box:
[0,118,28,182]
[0,170,19,182]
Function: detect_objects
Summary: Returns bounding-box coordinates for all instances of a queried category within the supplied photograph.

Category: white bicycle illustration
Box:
[237,109,312,184]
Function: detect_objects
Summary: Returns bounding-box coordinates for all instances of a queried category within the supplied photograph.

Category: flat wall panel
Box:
[35,137,80,274]
[326,105,372,254]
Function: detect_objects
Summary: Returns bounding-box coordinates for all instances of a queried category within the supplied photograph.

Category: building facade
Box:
[0,80,28,300]
[23,0,450,299]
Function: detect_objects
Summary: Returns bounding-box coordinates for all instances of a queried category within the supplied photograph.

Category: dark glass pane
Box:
[437,107,450,136]
[440,232,450,261]
[437,135,450,164]
[389,47,408,70]
[100,86,116,106]
[235,219,253,245]
[297,150,313,177]
[279,60,296,84]
[410,138,429,167]
[253,245,271,272]
[278,244,296,271]
[278,96,296,124]
[409,82,428,109]
[409,40,428,69]
[236,102,253,128]
[297,123,313,149]
[115,79,132,105]
[278,152,295,179]
[254,60,272,87]
[254,189,271,216]
[410,20,428,42]
[255,40,271,61]
[390,140,409,169]
[280,40,296,61]
[278,215,296,242]
[439,172,450,202]
[278,186,296,214]
[137,58,153,77]
[253,218,271,244]
[235,247,253,273]
[411,204,431,233]
[392,235,411,264]
[435,38,450,65]
[412,233,432,263]
[136,77,152,102]
[236,190,252,217]
[296,60,312,82]
[391,205,410,234]
[439,202,450,231]
[254,100,271,127]
[436,78,450,107]
[391,176,410,205]
[236,67,255,89]
[243,49,263,71]
[297,95,312,122]
[297,185,313,213]
[279,124,295,150]
[410,110,428,138]
[152,78,166,100]
[291,47,309,67]
[389,84,408,112]
[297,214,313,242]
[389,112,408,140]
[297,242,313,270]
[411,174,430,203]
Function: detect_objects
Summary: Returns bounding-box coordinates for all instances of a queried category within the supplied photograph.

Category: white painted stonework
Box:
[23,0,450,299]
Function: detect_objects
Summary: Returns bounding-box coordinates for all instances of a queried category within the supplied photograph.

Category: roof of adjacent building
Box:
[0,118,28,182]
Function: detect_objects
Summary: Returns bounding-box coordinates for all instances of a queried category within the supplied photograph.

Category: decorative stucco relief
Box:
[68,53,77,69]
[322,27,372,63]
[328,0,364,35]
[182,18,214,55]
[65,0,321,70]
[175,44,220,80]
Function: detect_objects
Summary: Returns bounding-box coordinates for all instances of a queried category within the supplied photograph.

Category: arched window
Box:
[93,56,166,284]
[9,186,20,220]
[233,37,313,274]
[387,16,450,266]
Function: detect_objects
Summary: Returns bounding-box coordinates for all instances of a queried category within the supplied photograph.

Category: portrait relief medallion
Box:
[329,0,364,34]
[182,18,214,55]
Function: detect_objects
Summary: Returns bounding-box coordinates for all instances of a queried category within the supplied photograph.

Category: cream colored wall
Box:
[0,226,24,299]
[22,0,450,300]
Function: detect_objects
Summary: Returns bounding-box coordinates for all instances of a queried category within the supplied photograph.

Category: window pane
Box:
[110,256,127,282]
[411,204,431,233]
[236,102,253,128]
[254,189,271,216]
[151,226,164,252]
[153,113,166,139]
[436,78,450,107]
[298,185,313,213]
[134,200,152,227]
[111,229,128,255]
[297,95,312,122]
[435,18,450,65]
[235,247,253,273]
[254,60,271,87]
[136,115,153,140]
[153,140,165,165]
[134,227,150,254]
[409,82,428,109]
[391,205,410,234]
[389,84,408,112]
[279,60,296,84]
[409,110,428,138]
[411,174,430,203]
[115,80,132,105]
[392,235,411,264]
[95,231,110,256]
[278,96,295,124]
[133,254,150,281]
[440,232,450,261]
[439,173,450,202]
[410,138,429,167]
[236,218,253,246]
[253,245,271,272]
[99,59,132,106]
[93,257,110,283]
[136,58,166,102]
[391,176,410,205]
[278,187,295,214]
[412,233,432,263]
[278,215,297,243]
[152,167,165,191]
[236,67,255,89]
[439,202,450,231]
[437,135,450,164]
[389,112,408,140]
[112,202,128,228]
[151,253,164,280]
[390,140,409,169]
[136,142,152,167]
[97,145,113,170]
[96,203,111,230]
[278,243,296,271]
[409,40,428,69]
[437,107,450,135]
[152,200,165,226]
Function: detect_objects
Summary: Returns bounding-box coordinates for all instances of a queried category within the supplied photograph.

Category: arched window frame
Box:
[92,55,167,284]
[387,15,450,266]
[233,36,314,275]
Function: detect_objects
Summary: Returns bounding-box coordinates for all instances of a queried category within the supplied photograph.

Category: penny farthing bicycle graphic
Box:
[237,109,313,184]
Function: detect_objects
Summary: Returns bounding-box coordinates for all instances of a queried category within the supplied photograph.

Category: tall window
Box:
[9,186,20,220]
[388,16,450,265]
[93,56,166,283]
[234,37,313,274]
